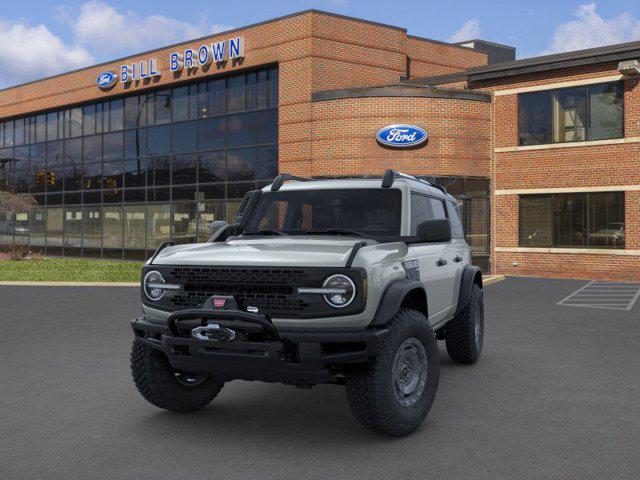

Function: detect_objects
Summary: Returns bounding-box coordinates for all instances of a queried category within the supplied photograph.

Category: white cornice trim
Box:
[493,74,624,96]
[495,247,640,256]
[495,185,640,195]
[495,136,640,152]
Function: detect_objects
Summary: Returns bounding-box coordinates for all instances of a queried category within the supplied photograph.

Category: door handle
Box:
[454,256,463,263]
[436,258,448,267]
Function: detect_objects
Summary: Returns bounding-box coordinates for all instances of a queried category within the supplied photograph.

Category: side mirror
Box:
[417,219,452,243]
[208,220,230,242]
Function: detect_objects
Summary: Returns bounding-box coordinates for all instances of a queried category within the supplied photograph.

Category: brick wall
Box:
[406,37,487,79]
[481,63,640,281]
[308,95,491,178]
[0,10,488,200]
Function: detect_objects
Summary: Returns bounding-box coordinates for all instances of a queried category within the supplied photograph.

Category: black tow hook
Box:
[191,323,237,342]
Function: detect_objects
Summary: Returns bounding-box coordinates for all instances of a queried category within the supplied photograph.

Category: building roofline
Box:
[0,9,407,95]
[453,39,516,51]
[401,71,469,86]
[312,84,491,103]
[467,39,640,81]
[406,34,479,53]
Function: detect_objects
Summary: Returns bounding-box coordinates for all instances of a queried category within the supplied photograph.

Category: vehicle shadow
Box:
[128,346,466,445]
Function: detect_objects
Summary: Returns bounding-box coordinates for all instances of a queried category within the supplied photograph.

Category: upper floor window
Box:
[518,81,623,146]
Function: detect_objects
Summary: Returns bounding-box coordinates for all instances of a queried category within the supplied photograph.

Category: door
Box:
[408,194,458,325]
[447,199,468,309]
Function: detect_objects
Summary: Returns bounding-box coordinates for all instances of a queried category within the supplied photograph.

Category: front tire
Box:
[131,339,224,413]
[345,309,439,437]
[445,284,484,363]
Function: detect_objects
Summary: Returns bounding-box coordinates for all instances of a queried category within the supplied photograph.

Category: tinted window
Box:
[109,99,124,131]
[123,96,139,129]
[172,154,197,185]
[519,193,624,248]
[246,189,402,236]
[147,125,170,155]
[518,91,552,145]
[553,87,587,143]
[103,132,123,160]
[198,117,225,150]
[198,151,225,183]
[257,109,277,144]
[589,83,623,140]
[172,121,197,154]
[227,112,255,147]
[519,195,553,247]
[519,82,623,145]
[447,200,464,239]
[207,79,225,116]
[430,198,447,219]
[172,86,190,122]
[410,194,433,235]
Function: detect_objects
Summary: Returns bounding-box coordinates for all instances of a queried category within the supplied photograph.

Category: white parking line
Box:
[557,281,640,311]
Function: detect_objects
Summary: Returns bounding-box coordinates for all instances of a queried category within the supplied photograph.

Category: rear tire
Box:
[345,309,439,437]
[445,284,484,363]
[131,339,224,413]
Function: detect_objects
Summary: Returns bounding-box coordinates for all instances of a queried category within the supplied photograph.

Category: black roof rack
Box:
[430,183,448,194]
[271,173,311,191]
[381,169,432,189]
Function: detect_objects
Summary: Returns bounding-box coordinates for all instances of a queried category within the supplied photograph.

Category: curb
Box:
[1,275,506,288]
[0,281,139,287]
[483,275,505,286]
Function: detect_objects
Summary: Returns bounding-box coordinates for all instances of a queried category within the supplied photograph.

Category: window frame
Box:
[518,192,625,249]
[517,81,624,146]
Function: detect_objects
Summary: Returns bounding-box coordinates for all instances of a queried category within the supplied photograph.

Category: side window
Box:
[410,193,433,234]
[429,198,447,220]
[447,200,465,239]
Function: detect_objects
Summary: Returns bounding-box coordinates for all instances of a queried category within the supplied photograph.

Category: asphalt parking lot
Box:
[1,276,639,480]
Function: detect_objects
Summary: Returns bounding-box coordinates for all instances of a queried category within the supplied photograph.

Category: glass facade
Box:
[0,66,278,259]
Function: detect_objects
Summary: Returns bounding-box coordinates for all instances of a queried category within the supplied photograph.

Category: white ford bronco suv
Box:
[130,170,484,436]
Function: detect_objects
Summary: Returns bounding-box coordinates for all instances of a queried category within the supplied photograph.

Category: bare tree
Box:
[0,191,37,216]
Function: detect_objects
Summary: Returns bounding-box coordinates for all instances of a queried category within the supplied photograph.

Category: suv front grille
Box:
[144,266,366,319]
[165,267,312,315]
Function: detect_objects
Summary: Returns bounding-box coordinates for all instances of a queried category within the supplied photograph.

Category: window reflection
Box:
[1,67,278,258]
[146,204,170,249]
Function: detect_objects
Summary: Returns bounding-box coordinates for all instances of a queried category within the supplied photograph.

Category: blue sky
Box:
[1,0,640,88]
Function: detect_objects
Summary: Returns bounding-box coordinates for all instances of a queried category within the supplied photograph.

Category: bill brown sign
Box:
[97,36,245,89]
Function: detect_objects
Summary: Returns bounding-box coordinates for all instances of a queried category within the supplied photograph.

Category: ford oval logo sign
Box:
[376,124,428,148]
[96,71,118,90]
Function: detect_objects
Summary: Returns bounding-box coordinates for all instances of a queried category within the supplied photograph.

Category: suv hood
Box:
[151,237,370,267]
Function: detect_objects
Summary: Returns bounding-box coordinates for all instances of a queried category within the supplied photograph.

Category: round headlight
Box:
[322,274,356,308]
[143,270,166,301]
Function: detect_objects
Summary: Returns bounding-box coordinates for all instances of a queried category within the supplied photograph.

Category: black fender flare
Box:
[370,278,427,326]
[454,265,483,317]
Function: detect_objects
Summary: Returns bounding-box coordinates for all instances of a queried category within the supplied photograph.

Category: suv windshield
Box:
[244,188,402,237]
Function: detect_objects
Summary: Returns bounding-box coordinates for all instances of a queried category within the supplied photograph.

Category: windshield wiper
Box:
[244,229,287,236]
[307,228,369,237]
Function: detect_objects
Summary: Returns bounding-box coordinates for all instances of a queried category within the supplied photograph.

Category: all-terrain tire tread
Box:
[346,309,439,437]
[131,339,224,413]
[445,284,483,363]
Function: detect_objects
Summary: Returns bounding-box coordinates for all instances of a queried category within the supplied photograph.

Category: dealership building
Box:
[0,10,639,281]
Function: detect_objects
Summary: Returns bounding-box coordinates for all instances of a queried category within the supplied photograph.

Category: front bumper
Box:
[131,309,388,387]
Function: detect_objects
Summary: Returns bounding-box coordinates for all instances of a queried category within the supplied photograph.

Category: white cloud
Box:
[448,19,481,43]
[0,1,235,88]
[0,20,93,88]
[67,1,232,57]
[542,3,640,54]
